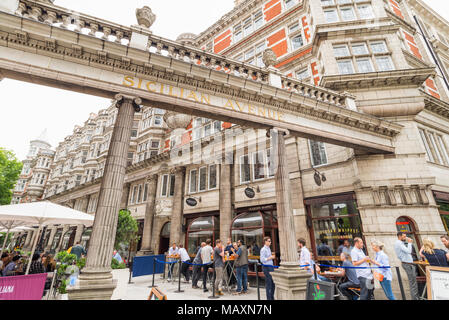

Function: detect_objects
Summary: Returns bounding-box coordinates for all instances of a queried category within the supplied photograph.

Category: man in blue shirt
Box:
[260,236,276,300]
[394,232,419,300]
[337,252,360,300]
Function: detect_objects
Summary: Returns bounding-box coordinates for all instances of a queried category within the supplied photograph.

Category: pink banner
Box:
[0,273,47,300]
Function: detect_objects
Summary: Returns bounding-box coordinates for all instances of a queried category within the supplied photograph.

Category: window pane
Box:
[209,165,217,189]
[376,56,394,71]
[240,155,251,183]
[358,5,374,19]
[340,7,355,21]
[324,10,339,23]
[419,129,435,162]
[233,212,263,228]
[137,185,142,203]
[199,167,207,191]
[253,151,266,180]
[143,184,148,202]
[428,132,444,164]
[291,35,304,50]
[310,140,328,166]
[190,170,197,193]
[371,41,387,53]
[333,45,349,57]
[356,58,373,73]
[296,68,309,80]
[352,43,368,55]
[337,60,354,74]
[436,135,449,165]
[161,175,168,196]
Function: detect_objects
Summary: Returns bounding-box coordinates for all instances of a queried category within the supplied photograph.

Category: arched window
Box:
[396,216,420,261]
[186,216,219,255]
[159,222,171,254]
[231,210,276,257]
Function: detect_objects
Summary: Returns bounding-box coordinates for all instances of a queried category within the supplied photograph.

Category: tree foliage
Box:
[0,148,22,205]
[114,209,139,249]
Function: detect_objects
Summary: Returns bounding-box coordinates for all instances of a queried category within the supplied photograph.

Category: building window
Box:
[240,155,251,183]
[419,128,449,166]
[189,170,198,193]
[131,186,138,204]
[137,184,143,203]
[436,199,449,233]
[371,41,389,53]
[143,183,148,202]
[253,151,266,181]
[306,195,363,264]
[337,59,354,74]
[351,43,368,55]
[186,216,219,254]
[356,58,374,73]
[375,56,394,71]
[357,4,374,19]
[296,68,310,81]
[285,0,297,10]
[161,174,169,197]
[209,164,217,189]
[153,116,163,127]
[291,34,304,51]
[309,140,328,167]
[199,167,207,192]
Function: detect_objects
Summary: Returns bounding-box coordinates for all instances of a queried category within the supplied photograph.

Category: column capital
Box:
[267,127,290,138]
[114,94,142,112]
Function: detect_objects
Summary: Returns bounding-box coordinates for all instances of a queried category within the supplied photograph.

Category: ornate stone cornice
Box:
[422,90,449,119]
[320,68,436,91]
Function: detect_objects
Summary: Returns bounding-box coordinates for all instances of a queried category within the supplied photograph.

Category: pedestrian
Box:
[213,239,225,296]
[337,252,360,300]
[440,235,449,256]
[43,254,56,272]
[317,235,333,271]
[224,238,236,288]
[252,243,260,256]
[232,239,249,295]
[260,236,276,300]
[29,253,45,274]
[0,252,9,271]
[419,238,449,267]
[2,255,20,276]
[167,243,178,281]
[394,232,419,300]
[178,244,191,283]
[70,241,86,260]
[192,242,205,289]
[113,249,123,263]
[351,237,374,300]
[371,241,395,300]
[200,239,213,292]
[298,238,312,271]
[338,239,353,255]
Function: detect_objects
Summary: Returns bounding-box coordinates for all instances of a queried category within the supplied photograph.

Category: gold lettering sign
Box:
[122,76,285,123]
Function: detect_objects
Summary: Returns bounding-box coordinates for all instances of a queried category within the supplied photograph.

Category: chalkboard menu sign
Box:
[426,266,449,300]
[306,279,335,300]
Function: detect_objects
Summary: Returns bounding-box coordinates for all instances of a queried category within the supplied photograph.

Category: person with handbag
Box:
[371,241,396,300]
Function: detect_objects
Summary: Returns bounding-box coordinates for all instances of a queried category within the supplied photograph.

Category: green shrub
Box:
[111,258,126,269]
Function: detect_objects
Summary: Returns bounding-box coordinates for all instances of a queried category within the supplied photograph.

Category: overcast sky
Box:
[0,0,447,160]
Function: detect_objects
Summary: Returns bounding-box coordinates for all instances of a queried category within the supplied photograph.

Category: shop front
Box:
[305,193,364,265]
[185,213,219,255]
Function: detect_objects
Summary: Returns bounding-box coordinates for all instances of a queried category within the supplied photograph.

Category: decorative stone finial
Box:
[136,6,156,29]
[262,48,278,68]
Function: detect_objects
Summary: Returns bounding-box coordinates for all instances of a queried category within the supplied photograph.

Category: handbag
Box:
[373,271,384,282]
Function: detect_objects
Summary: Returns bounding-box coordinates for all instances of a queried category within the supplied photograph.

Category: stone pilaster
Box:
[219,161,233,242]
[169,167,186,246]
[120,183,131,210]
[270,128,310,300]
[44,227,57,252]
[23,230,33,249]
[67,94,141,300]
[137,174,158,256]
[56,225,69,252]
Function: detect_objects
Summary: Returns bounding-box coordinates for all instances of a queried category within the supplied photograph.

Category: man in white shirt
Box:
[297,238,312,272]
[394,232,419,300]
[168,243,179,281]
[200,239,214,292]
[351,237,374,300]
[178,244,191,283]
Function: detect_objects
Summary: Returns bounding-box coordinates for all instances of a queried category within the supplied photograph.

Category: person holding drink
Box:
[394,232,419,300]
[351,237,374,300]
[371,240,396,300]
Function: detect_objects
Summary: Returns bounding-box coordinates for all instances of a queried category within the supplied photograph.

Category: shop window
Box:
[437,201,449,233]
[189,170,198,193]
[306,195,363,262]
[209,165,217,189]
[186,216,219,255]
[396,217,421,261]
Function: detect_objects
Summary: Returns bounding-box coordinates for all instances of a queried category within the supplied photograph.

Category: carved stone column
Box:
[137,174,158,256]
[219,160,233,242]
[23,230,33,249]
[270,128,310,300]
[169,167,186,246]
[56,225,69,252]
[67,94,141,300]
[74,196,90,244]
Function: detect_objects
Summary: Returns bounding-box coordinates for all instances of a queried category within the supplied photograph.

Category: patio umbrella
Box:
[0,201,94,274]
[0,221,34,256]
[0,226,35,253]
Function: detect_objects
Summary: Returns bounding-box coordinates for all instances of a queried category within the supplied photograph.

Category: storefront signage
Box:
[186,198,198,207]
[244,187,256,199]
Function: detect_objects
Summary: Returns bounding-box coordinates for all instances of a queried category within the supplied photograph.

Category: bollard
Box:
[313,263,318,280]
[175,260,184,293]
[150,257,156,288]
[208,264,219,299]
[255,263,260,301]
[396,266,407,300]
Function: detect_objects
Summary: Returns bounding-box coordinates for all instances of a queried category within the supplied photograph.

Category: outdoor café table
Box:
[318,271,345,287]
[166,254,180,282]
[223,255,237,293]
[413,260,430,300]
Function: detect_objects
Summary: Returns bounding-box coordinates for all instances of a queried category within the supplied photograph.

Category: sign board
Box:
[148,287,167,300]
[426,266,449,300]
[306,279,335,301]
[0,273,47,300]
[132,255,165,278]
[185,198,198,207]
[244,187,256,199]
